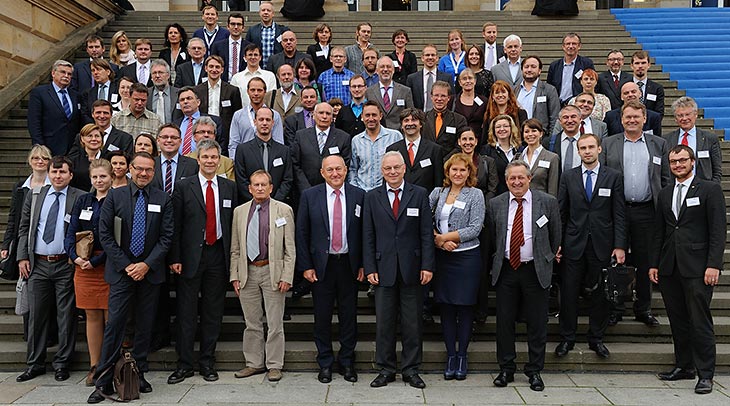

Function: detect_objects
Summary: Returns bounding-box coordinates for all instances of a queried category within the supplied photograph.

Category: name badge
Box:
[111,94,119,103]
[64,214,71,223]
[574,69,584,79]
[341,80,350,86]
[202,77,208,82]
[275,217,287,227]
[454,200,466,210]
[474,97,483,106]
[445,126,456,134]
[419,158,432,168]
[148,204,161,213]
[107,144,120,152]
[686,197,700,207]
[698,150,710,159]
[406,208,419,217]
[537,96,547,103]
[392,60,400,68]
[652,156,662,165]
[223,199,232,208]
[538,160,550,169]
[80,210,93,221]
[295,106,303,113]
[328,146,340,154]
[536,215,548,228]
[272,157,283,167]
[645,129,654,135]
[316,50,326,57]
[355,204,361,217]
[219,173,227,179]
[276,35,283,43]
[222,100,232,107]
[646,93,657,102]
[77,103,81,110]
[176,103,181,110]
[498,56,506,63]
[598,188,611,197]
[396,99,405,106]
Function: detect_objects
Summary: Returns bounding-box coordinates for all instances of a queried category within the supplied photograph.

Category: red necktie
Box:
[182,116,194,155]
[205,180,217,245]
[509,197,524,270]
[232,41,239,76]
[383,86,391,111]
[391,189,400,218]
[613,74,619,90]
[681,132,689,146]
[331,189,343,252]
[408,142,415,166]
[580,121,585,135]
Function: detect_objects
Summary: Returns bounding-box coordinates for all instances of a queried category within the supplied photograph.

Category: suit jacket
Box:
[365,82,414,130]
[27,84,81,156]
[152,154,200,192]
[295,183,365,279]
[664,128,722,183]
[306,43,332,80]
[604,107,662,137]
[291,127,352,193]
[118,62,154,87]
[284,110,308,146]
[71,59,119,94]
[169,174,237,278]
[80,81,120,124]
[558,165,626,261]
[490,59,523,87]
[195,80,242,151]
[552,117,608,139]
[265,87,301,120]
[210,38,253,82]
[147,85,182,124]
[335,105,365,137]
[650,177,725,277]
[234,137,293,202]
[386,138,444,192]
[192,26,230,58]
[546,55,595,101]
[640,78,665,117]
[519,80,561,135]
[599,132,670,206]
[422,109,469,156]
[16,185,84,271]
[245,22,290,62]
[519,148,560,196]
[172,113,226,154]
[387,50,418,85]
[481,144,524,196]
[265,51,312,77]
[98,183,174,285]
[362,182,435,287]
[487,190,561,289]
[173,61,207,88]
[158,48,188,73]
[482,43,506,69]
[68,126,134,158]
[229,198,295,288]
[405,70,453,111]
[596,71,632,110]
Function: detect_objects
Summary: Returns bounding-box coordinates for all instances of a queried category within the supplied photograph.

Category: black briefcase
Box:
[602,262,636,305]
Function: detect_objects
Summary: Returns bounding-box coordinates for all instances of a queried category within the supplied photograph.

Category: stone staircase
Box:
[0,10,728,373]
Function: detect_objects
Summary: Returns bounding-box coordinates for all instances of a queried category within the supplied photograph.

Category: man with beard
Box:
[148,59,181,124]
[265,64,302,120]
[365,57,414,131]
[406,45,453,112]
[517,56,560,135]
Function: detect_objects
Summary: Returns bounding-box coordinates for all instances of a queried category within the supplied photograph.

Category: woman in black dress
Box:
[305,23,332,81]
[452,69,488,138]
[387,29,418,85]
[159,23,188,84]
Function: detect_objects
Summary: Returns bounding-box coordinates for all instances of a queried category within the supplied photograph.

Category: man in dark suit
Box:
[518,56,561,135]
[335,75,367,137]
[599,100,670,327]
[283,86,318,146]
[80,58,119,124]
[665,96,722,183]
[148,59,181,124]
[28,60,81,156]
[481,22,505,70]
[234,107,293,202]
[487,161,561,392]
[88,152,174,403]
[195,55,242,154]
[118,38,154,87]
[422,81,469,156]
[167,139,237,385]
[210,13,251,82]
[153,124,200,195]
[174,38,208,88]
[604,82,662,137]
[265,30,313,76]
[405,45,452,112]
[192,5,229,58]
[244,1,289,68]
[546,33,595,105]
[630,50,664,118]
[363,151,434,389]
[555,134,626,360]
[173,87,224,156]
[296,155,365,384]
[365,57,414,131]
[69,100,134,157]
[15,156,83,383]
[649,145,725,395]
[71,35,119,94]
[387,108,443,192]
[596,49,632,110]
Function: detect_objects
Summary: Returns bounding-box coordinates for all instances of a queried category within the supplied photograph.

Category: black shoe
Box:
[150,336,171,353]
[635,313,660,326]
[528,373,545,391]
[17,367,46,382]
[200,367,219,382]
[658,367,696,381]
[283,312,292,321]
[695,378,713,394]
[588,342,610,359]
[291,283,311,299]
[367,284,376,298]
[139,374,153,393]
[167,368,194,384]
[607,314,622,326]
[403,373,426,388]
[87,384,113,404]
[493,371,514,387]
[317,367,332,383]
[339,365,358,382]
[54,367,70,381]
[370,373,395,387]
[422,311,435,324]
[474,311,487,325]
[554,341,574,357]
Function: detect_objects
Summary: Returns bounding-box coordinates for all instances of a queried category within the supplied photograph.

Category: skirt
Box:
[74,262,109,310]
[433,247,482,306]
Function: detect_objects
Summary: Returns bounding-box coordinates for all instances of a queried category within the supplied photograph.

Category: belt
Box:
[625,200,653,207]
[248,259,269,267]
[328,253,349,259]
[35,254,68,263]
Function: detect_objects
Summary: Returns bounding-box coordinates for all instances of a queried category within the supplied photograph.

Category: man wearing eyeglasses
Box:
[319,47,355,105]
[210,13,252,83]
[175,38,209,87]
[186,117,235,180]
[195,55,242,155]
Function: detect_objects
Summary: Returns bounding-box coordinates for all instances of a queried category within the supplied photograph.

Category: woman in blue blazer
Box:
[437,30,467,86]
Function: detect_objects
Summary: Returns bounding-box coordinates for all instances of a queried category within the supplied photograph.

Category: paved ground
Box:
[0,370,728,405]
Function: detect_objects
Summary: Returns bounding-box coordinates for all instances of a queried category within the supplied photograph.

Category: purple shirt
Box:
[246,198,270,261]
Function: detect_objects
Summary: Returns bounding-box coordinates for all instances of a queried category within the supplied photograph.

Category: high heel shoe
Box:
[455,355,468,380]
[443,356,457,380]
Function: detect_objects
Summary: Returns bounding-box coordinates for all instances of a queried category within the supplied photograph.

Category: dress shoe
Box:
[403,373,426,388]
[474,311,488,325]
[695,378,713,394]
[267,368,283,382]
[455,356,468,380]
[86,365,97,387]
[588,342,610,359]
[282,312,292,321]
[607,313,622,326]
[291,283,311,299]
[493,371,514,387]
[167,368,194,384]
[234,366,266,378]
[339,365,358,382]
[657,367,696,381]
[554,341,574,357]
[150,336,171,353]
[443,356,457,380]
[139,374,153,393]
[422,311,435,324]
[317,367,332,383]
[635,313,660,326]
[16,367,46,382]
[200,367,219,382]
[528,373,545,391]
[87,384,114,404]
[367,284,376,298]
[54,367,70,381]
[370,373,395,387]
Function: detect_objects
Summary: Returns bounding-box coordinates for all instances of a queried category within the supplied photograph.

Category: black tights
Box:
[440,304,474,357]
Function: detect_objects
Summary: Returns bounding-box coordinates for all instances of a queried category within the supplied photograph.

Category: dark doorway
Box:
[376,0,411,11]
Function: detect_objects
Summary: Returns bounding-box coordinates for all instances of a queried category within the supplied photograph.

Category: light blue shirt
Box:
[228,106,284,157]
[622,135,652,202]
[348,126,403,191]
[508,59,521,83]
[179,111,201,155]
[560,60,576,102]
[162,154,180,193]
[52,82,73,114]
[193,62,204,84]
[582,163,600,193]
[678,127,697,154]
[517,80,537,119]
[35,186,68,255]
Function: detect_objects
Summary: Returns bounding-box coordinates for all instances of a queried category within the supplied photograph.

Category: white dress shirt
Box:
[505,190,533,261]
[326,183,348,254]
[198,173,222,240]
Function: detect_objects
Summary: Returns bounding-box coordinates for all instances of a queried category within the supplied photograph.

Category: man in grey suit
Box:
[551,93,608,139]
[16,156,83,382]
[405,45,452,112]
[541,106,582,174]
[491,35,523,88]
[488,161,561,392]
[517,56,560,135]
[365,56,414,131]
[665,97,721,183]
[148,59,181,124]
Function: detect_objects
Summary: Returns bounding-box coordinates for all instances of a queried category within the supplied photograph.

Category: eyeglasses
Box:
[130,165,154,173]
[331,55,345,59]
[31,156,50,161]
[158,135,181,140]
[194,130,215,135]
[350,84,365,89]
[669,157,691,165]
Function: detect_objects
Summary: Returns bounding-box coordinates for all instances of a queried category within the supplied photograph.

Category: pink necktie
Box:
[232,41,239,76]
[383,86,391,111]
[182,116,194,155]
[331,189,343,252]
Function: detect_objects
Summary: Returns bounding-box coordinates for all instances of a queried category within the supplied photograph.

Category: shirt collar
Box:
[509,189,531,204]
[22,174,51,189]
[387,181,404,192]
[163,153,180,164]
[406,136,421,148]
[623,134,646,143]
[325,182,344,198]
[582,163,600,175]
[198,172,217,188]
[561,132,578,142]
[48,185,69,197]
[675,174,694,188]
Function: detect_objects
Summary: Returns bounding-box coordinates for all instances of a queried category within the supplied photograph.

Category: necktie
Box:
[585,170,593,202]
[91,73,95,88]
[509,197,524,270]
[247,204,260,261]
[674,183,684,219]
[205,180,217,245]
[98,83,106,101]
[232,41,239,76]
[580,121,585,135]
[390,189,400,218]
[681,132,689,146]
[331,189,343,252]
[42,192,61,244]
[262,142,269,171]
[485,46,495,69]
[563,137,576,172]
[613,74,619,90]
[317,131,326,154]
[383,86,391,111]
[408,142,415,166]
[156,91,166,123]
[435,112,443,139]
[637,81,645,103]
[139,65,147,85]
[164,159,173,195]
[304,110,313,128]
[182,116,194,155]
[59,89,72,119]
[130,190,146,257]
[424,72,434,111]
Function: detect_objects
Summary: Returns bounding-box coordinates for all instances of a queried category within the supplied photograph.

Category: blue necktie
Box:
[59,89,72,119]
[585,170,593,202]
[130,190,146,257]
[42,192,61,244]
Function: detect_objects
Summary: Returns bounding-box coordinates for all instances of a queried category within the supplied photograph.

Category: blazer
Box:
[172,114,226,154]
[81,81,120,124]
[291,127,352,193]
[519,80,561,135]
[405,70,453,111]
[229,198,295,288]
[210,38,253,82]
[118,62,154,87]
[147,85,182,124]
[650,177,725,277]
[98,184,173,285]
[387,50,418,85]
[64,192,107,267]
[265,51,313,77]
[546,55,595,101]
[552,117,608,139]
[335,105,365,137]
[604,107,663,137]
[422,109,469,157]
[482,43,506,68]
[428,186,485,251]
[158,48,188,73]
[192,26,230,58]
[152,154,200,192]
[490,59,523,87]
[476,153,499,202]
[185,150,236,181]
[2,181,30,253]
[234,137,293,202]
[173,61,207,88]
[17,185,84,271]
[519,148,560,197]
[169,175,237,278]
[265,87,302,120]
[599,132,670,206]
[558,165,626,262]
[386,138,444,192]
[245,22,290,61]
[486,189,561,289]
[664,128,722,183]
[641,79,665,117]
[365,82,414,130]
[283,110,308,146]
[306,43,332,80]
[295,183,365,279]
[195,80,243,152]
[71,59,119,94]
[481,144,524,196]
[362,182,435,287]
[596,71,632,110]
[27,84,81,156]
[68,126,135,158]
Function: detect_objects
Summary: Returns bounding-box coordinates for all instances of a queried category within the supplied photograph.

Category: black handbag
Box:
[603,261,636,305]
[0,240,19,280]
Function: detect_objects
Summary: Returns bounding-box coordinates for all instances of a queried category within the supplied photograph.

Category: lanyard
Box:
[449,51,464,74]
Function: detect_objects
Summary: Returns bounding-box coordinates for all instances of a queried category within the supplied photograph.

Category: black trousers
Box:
[613,202,653,316]
[311,254,358,368]
[175,240,228,370]
[495,261,548,375]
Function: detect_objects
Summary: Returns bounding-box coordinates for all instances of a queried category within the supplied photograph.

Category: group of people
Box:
[3,1,725,403]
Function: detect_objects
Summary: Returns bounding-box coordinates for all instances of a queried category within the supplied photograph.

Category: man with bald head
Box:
[604,82,662,137]
[265,30,312,76]
[365,56,414,130]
